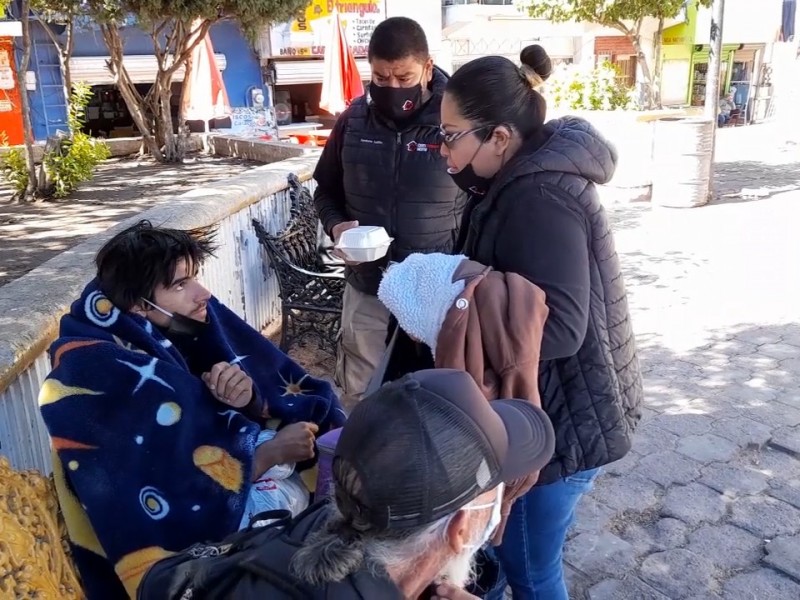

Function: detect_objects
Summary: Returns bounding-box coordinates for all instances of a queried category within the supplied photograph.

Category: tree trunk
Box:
[631,34,655,109]
[178,49,193,128]
[147,20,211,163]
[156,78,179,162]
[652,17,665,109]
[62,18,74,105]
[58,54,70,110]
[100,23,164,161]
[143,68,181,162]
[16,0,39,199]
[97,18,210,163]
[176,50,195,157]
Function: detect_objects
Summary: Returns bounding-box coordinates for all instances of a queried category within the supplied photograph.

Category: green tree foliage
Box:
[42,82,111,198]
[547,61,635,111]
[516,0,712,108]
[1,84,109,199]
[0,134,31,196]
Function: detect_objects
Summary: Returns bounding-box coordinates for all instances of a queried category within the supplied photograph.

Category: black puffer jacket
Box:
[460,117,643,484]
[314,68,467,296]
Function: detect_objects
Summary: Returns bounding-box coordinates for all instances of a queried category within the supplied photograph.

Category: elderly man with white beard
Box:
[290,368,556,599]
[140,369,555,599]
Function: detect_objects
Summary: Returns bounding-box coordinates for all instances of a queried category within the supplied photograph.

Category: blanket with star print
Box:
[38,280,346,600]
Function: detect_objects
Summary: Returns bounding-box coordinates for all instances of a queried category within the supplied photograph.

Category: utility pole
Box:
[704,0,727,123]
[704,0,726,197]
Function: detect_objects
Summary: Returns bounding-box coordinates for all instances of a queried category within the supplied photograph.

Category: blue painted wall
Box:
[18,19,262,140]
[25,23,68,140]
[210,22,264,109]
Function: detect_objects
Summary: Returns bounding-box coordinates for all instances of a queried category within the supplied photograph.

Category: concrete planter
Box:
[651,117,714,208]
[547,108,702,200]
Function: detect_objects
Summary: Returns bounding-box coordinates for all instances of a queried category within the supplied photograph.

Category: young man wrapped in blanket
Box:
[38,220,347,599]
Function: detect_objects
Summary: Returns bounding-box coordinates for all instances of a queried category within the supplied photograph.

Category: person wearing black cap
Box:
[290,368,554,599]
[145,369,553,599]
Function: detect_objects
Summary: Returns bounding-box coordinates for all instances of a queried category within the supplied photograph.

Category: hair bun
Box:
[520,44,553,81]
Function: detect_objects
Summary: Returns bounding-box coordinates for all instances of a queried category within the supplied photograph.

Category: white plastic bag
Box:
[239,429,310,530]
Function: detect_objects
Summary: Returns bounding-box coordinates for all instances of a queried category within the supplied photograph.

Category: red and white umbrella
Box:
[320,10,364,115]
[182,22,230,132]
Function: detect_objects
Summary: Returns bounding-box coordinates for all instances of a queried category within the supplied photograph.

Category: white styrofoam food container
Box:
[336,226,393,262]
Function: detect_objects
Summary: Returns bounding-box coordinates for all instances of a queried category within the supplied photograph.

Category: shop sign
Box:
[269,0,385,58]
[663,35,690,45]
[0,49,14,90]
[0,21,23,37]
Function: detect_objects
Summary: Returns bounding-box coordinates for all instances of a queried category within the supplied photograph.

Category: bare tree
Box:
[88,0,309,162]
[14,0,39,196]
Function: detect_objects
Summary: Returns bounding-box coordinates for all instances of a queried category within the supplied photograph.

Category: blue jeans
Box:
[484,468,601,600]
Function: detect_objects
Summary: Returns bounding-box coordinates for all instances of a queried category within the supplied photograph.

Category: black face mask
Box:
[369,80,424,122]
[446,129,495,196]
[142,299,209,338]
[448,164,493,197]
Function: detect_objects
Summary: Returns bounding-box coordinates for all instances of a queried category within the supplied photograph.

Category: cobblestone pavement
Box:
[567,124,800,599]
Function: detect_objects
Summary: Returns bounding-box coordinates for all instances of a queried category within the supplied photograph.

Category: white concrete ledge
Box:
[0,153,319,393]
[209,135,320,163]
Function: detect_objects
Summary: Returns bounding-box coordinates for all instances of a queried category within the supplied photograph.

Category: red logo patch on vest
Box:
[406,141,441,153]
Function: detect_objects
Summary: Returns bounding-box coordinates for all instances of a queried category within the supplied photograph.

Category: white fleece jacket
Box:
[377,253,467,357]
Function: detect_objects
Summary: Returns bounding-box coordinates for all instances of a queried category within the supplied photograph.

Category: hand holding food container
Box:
[334,225,393,264]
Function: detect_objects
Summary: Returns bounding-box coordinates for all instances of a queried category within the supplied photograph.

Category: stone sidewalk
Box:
[566,125,800,599]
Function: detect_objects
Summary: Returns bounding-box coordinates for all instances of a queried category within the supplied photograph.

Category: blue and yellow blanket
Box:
[39,280,346,599]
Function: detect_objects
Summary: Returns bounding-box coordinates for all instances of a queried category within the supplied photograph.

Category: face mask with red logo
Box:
[369,79,424,123]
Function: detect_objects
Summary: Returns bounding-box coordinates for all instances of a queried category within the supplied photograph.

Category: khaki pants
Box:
[336,284,391,409]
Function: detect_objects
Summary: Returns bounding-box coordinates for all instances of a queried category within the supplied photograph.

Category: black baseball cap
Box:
[332,369,555,531]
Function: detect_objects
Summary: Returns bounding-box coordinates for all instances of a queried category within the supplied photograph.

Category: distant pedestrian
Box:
[719,91,736,127]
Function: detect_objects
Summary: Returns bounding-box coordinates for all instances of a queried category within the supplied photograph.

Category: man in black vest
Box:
[314,17,466,407]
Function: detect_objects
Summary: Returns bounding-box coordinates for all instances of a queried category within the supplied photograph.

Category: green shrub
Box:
[546,61,637,111]
[43,82,110,198]
[1,83,109,199]
[0,132,30,195]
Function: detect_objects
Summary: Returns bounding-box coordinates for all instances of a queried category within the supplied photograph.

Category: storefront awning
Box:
[69,54,227,86]
[271,58,371,85]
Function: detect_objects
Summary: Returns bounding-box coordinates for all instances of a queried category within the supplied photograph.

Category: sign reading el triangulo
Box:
[270,0,386,58]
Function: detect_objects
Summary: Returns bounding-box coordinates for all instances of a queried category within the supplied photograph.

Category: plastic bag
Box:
[238,429,310,529]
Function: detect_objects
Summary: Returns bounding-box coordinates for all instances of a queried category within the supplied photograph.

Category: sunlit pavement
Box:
[565,123,800,599]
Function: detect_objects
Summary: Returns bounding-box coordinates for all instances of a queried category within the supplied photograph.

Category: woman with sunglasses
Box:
[439,46,643,600]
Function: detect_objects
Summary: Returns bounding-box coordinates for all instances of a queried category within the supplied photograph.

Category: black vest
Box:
[462,119,642,484]
[340,70,465,295]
